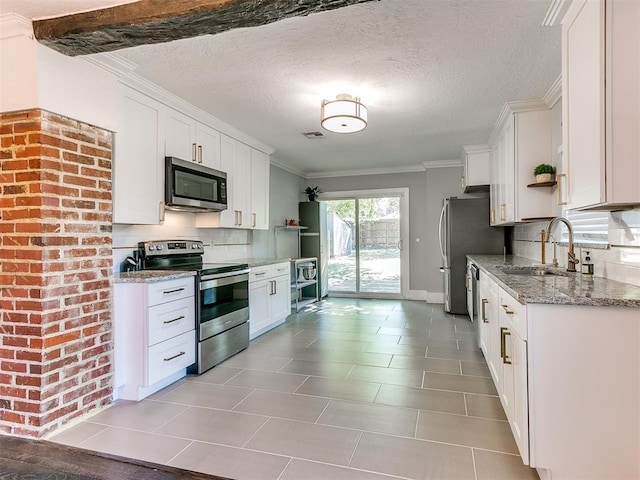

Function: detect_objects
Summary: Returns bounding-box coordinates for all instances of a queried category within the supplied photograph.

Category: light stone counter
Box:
[229,258,291,268]
[468,254,640,308]
[114,270,196,284]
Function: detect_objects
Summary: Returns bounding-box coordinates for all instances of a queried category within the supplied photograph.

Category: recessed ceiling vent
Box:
[303,131,325,139]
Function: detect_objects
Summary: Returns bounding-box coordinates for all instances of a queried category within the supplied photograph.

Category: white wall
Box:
[113,212,251,272]
[0,15,119,130]
[251,164,305,259]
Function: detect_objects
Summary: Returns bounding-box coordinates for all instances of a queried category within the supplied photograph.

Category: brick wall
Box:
[0,109,113,437]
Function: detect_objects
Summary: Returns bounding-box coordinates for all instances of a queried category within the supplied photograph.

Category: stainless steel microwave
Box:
[165,156,228,212]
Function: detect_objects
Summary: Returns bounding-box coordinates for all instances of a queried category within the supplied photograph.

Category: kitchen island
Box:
[467,254,639,480]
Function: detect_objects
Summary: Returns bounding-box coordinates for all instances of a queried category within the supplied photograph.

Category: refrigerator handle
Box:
[438,202,447,262]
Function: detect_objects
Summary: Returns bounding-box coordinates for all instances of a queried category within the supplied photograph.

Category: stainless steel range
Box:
[138,240,250,374]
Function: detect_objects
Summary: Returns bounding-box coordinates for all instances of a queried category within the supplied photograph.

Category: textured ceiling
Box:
[2,0,561,176]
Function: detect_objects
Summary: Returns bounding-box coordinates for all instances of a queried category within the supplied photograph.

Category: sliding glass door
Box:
[324,190,406,297]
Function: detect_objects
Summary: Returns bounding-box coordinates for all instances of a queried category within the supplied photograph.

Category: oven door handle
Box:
[200,272,249,290]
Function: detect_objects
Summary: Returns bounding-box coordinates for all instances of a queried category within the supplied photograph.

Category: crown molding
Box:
[489,98,550,145]
[0,14,33,40]
[305,164,426,179]
[543,74,562,107]
[423,159,462,169]
[270,158,305,178]
[543,0,572,26]
[83,52,137,78]
[461,144,490,155]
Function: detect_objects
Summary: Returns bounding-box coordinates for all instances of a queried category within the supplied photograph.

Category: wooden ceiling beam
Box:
[32,0,376,56]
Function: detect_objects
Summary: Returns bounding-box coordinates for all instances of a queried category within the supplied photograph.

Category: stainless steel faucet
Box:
[545,217,579,272]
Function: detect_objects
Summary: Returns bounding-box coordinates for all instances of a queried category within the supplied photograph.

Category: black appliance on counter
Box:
[137,240,250,374]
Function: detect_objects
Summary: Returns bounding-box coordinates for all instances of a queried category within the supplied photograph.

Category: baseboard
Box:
[426,292,445,304]
[405,290,427,301]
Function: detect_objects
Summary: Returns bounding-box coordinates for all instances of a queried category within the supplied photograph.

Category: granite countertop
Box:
[114,270,196,284]
[231,258,291,268]
[468,254,640,308]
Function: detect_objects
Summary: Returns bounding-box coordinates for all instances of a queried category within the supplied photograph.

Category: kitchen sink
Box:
[499,267,558,276]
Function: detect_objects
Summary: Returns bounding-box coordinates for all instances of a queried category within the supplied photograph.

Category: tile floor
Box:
[51,298,539,480]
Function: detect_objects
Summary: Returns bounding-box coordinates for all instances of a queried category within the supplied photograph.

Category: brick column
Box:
[0,109,113,437]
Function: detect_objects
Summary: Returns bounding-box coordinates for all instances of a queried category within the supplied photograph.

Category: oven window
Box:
[200,278,249,321]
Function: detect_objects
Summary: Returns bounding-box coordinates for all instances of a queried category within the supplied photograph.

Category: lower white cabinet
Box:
[497,288,529,465]
[249,262,290,339]
[479,272,640,479]
[114,276,196,401]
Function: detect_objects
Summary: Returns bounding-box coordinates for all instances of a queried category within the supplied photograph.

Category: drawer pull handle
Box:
[500,327,512,365]
[164,351,186,362]
[501,304,514,315]
[255,272,267,276]
[481,299,489,323]
[163,315,185,324]
[163,287,185,295]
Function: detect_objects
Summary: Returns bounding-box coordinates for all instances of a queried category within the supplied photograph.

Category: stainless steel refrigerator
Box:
[299,201,329,298]
[438,197,504,314]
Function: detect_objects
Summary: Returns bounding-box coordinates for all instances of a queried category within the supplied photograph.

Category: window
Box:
[561,210,609,247]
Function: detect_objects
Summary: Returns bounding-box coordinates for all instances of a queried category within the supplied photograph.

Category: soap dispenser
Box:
[581,251,594,276]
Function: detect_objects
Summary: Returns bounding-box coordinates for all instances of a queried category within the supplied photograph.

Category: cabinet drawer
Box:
[499,288,527,340]
[271,262,290,277]
[147,297,195,346]
[146,277,195,306]
[147,330,195,386]
[250,265,271,282]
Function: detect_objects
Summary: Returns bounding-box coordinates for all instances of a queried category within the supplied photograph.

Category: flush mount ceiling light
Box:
[320,94,368,134]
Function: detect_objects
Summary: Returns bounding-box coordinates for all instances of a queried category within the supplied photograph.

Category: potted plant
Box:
[304,186,321,201]
[533,163,555,183]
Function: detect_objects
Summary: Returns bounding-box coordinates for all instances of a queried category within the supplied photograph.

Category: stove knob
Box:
[148,245,155,251]
[192,244,199,249]
[156,245,163,251]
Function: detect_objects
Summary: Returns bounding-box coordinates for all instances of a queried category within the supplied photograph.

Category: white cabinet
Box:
[249,262,290,339]
[196,134,271,230]
[489,103,553,226]
[497,288,529,465]
[114,276,196,401]
[478,269,640,479]
[461,144,491,192]
[478,272,497,376]
[251,149,270,230]
[165,108,221,170]
[561,0,640,210]
[113,85,163,225]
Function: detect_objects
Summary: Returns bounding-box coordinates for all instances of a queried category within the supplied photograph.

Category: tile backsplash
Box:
[512,207,640,287]
[112,211,252,271]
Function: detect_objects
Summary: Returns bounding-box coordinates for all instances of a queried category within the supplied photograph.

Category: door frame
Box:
[321,188,410,299]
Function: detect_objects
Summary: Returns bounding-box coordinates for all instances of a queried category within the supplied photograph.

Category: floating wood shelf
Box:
[527,181,557,188]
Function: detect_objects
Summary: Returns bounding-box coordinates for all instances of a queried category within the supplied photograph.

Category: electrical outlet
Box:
[581,249,591,264]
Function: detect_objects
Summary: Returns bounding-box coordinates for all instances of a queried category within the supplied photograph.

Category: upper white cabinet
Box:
[251,149,270,230]
[113,80,272,228]
[561,0,640,210]
[113,85,163,225]
[489,102,554,226]
[197,134,270,230]
[461,144,491,192]
[165,108,221,170]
